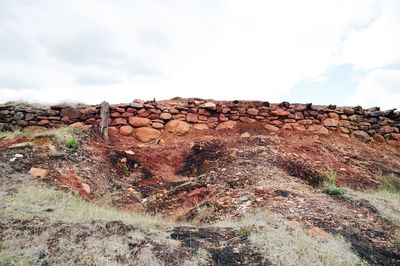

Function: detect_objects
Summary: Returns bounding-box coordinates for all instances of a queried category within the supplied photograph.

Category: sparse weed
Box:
[379,174,400,193]
[214,212,363,265]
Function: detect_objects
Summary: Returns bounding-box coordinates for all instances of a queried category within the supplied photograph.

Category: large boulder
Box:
[129,117,151,127]
[135,127,161,142]
[351,130,371,142]
[216,121,237,130]
[164,120,190,135]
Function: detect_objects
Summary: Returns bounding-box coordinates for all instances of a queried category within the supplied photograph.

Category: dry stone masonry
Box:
[1,99,400,143]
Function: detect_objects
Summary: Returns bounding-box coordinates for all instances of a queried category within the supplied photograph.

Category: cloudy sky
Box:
[0,0,399,109]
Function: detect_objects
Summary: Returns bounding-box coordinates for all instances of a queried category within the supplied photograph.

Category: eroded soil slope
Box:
[1,125,400,265]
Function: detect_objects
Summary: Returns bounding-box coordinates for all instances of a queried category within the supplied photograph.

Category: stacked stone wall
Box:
[1,99,399,142]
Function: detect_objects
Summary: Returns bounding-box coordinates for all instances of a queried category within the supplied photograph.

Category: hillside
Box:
[1,99,400,265]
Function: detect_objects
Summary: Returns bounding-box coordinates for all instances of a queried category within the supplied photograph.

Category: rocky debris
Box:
[29,167,48,178]
[135,127,161,143]
[165,120,190,135]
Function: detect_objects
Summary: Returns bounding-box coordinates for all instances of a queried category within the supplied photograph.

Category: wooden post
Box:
[100,101,109,140]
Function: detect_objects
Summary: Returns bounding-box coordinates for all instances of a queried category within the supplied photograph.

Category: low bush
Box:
[322,171,344,196]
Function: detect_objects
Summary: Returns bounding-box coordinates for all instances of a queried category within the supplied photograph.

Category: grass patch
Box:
[214,212,363,265]
[1,185,174,229]
[322,170,345,196]
[65,138,79,149]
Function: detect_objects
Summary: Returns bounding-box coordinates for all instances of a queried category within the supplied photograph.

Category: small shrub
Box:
[239,227,252,238]
[65,138,79,149]
[322,171,344,196]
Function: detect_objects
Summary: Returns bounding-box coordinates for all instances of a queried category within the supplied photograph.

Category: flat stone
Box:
[216,121,237,130]
[263,124,280,131]
[192,124,209,130]
[68,122,85,128]
[159,113,172,120]
[29,167,48,178]
[128,117,151,127]
[60,107,81,119]
[152,122,164,129]
[322,118,339,127]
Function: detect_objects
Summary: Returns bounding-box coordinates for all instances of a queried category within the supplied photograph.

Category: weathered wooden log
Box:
[100,101,109,140]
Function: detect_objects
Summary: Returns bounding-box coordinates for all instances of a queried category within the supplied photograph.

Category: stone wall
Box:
[1,99,399,142]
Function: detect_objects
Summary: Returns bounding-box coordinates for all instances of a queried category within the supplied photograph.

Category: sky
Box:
[0,0,399,109]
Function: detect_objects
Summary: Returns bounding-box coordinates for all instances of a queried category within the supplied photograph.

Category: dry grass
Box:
[215,212,364,266]
[1,185,175,229]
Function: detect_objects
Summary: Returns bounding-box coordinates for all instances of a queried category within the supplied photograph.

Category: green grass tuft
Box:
[322,171,345,196]
[65,138,79,149]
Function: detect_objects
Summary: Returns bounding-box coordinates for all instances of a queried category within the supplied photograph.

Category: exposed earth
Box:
[1,122,400,265]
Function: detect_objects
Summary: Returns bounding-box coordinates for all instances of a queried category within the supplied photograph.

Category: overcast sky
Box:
[0,0,399,109]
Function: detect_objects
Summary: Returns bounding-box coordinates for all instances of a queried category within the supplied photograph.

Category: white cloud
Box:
[335,0,400,70]
[346,69,400,109]
[0,0,399,106]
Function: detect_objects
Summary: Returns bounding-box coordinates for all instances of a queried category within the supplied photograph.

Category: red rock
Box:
[81,183,91,195]
[152,122,164,129]
[135,127,161,142]
[338,127,350,134]
[25,113,35,121]
[29,167,48,177]
[373,134,385,143]
[264,124,280,131]
[294,112,304,120]
[379,126,394,134]
[308,125,329,134]
[111,112,121,118]
[186,113,198,123]
[247,108,259,116]
[164,120,190,135]
[60,107,81,119]
[82,107,97,115]
[68,122,85,129]
[128,117,151,127]
[159,113,172,120]
[108,126,118,136]
[270,109,289,116]
[322,118,339,127]
[298,119,313,125]
[202,102,217,110]
[119,125,134,136]
[193,124,209,130]
[38,120,49,126]
[388,133,400,141]
[239,117,256,123]
[269,120,282,126]
[216,121,237,130]
[328,113,339,119]
[292,124,306,132]
[114,118,127,125]
[351,130,371,142]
